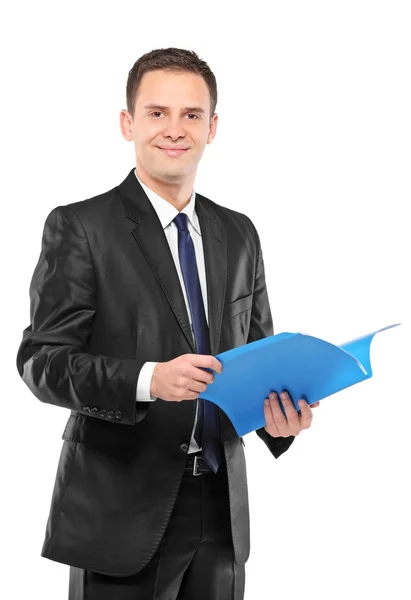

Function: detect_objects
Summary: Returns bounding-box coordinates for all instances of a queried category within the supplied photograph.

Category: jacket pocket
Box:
[225,293,253,318]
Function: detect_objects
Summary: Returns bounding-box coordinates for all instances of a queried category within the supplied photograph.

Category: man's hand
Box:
[151,354,223,402]
[263,391,320,437]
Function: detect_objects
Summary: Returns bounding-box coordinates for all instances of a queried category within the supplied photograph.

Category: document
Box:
[199,323,400,437]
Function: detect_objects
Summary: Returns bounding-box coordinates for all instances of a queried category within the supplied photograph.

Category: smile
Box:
[157,148,189,157]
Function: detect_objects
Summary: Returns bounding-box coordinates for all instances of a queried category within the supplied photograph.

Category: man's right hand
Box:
[150,354,223,402]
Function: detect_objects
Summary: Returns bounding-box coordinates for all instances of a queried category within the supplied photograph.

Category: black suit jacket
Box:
[16,167,294,576]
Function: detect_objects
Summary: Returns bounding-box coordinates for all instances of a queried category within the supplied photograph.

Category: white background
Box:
[1,1,410,598]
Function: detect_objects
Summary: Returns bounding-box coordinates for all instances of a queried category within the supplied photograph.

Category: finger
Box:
[188,380,209,394]
[213,358,224,373]
[311,401,320,408]
[191,365,215,384]
[269,392,291,436]
[264,396,279,437]
[189,354,223,374]
[297,399,313,429]
[279,391,300,432]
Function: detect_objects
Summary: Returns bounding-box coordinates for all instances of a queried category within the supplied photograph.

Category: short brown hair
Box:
[126,47,218,122]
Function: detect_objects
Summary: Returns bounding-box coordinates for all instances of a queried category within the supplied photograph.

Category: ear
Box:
[207,113,218,144]
[119,109,134,141]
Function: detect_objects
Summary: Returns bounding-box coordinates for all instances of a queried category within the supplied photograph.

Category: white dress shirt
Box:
[134,169,207,453]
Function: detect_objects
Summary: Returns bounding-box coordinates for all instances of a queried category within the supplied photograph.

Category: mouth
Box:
[157,147,189,158]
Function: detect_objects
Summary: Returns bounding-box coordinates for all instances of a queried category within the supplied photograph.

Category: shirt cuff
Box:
[136,361,158,402]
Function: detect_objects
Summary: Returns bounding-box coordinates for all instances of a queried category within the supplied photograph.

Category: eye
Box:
[149,112,199,120]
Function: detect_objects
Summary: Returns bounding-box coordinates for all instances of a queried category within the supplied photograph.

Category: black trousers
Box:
[68,452,245,599]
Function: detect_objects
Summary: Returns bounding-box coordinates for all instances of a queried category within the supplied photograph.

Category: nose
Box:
[161,116,187,140]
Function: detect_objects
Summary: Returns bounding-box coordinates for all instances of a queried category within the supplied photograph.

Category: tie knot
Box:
[174,212,189,232]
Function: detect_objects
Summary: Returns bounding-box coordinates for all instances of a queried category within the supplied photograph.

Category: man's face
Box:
[124,69,217,184]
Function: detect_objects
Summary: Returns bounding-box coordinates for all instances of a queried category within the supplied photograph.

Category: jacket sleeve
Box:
[245,217,295,458]
[16,205,147,426]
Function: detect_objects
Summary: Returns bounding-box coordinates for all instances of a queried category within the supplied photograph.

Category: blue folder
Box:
[198,323,401,437]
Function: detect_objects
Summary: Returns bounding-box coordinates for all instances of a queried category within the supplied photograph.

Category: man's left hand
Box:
[264,391,320,437]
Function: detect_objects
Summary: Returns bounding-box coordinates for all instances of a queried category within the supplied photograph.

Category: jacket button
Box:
[91,407,98,414]
[107,411,115,419]
[180,443,189,453]
[83,406,90,413]
[100,410,107,418]
[115,411,123,420]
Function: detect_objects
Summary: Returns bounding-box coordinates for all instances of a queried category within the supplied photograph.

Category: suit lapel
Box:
[195,193,227,356]
[119,168,227,356]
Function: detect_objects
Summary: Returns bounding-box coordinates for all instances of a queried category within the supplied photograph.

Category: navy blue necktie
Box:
[174,212,222,473]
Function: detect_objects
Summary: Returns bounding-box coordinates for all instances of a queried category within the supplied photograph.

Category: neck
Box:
[136,162,194,211]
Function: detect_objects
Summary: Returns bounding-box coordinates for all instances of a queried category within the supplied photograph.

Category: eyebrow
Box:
[143,104,206,114]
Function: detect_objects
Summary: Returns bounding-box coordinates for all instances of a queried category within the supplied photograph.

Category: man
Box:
[16,47,319,599]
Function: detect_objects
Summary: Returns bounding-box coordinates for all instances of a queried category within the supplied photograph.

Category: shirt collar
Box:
[134,169,201,235]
